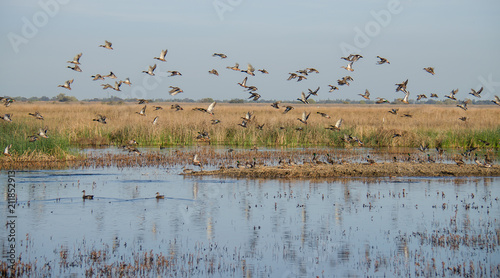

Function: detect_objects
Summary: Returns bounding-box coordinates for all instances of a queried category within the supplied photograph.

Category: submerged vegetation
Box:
[0,102,499,161]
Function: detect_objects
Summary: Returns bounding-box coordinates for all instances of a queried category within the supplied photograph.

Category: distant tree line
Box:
[8,94,497,105]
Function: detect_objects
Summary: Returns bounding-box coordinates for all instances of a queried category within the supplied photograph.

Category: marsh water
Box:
[1,149,500,277]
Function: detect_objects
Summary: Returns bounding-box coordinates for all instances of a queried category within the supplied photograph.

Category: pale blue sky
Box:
[1,0,499,102]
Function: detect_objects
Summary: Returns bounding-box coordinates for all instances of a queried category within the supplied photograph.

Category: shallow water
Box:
[1,165,499,277]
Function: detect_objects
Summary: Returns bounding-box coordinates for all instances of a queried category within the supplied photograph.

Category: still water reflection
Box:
[1,167,499,277]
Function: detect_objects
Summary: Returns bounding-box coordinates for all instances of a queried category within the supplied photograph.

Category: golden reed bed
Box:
[0,102,498,169]
[4,102,500,143]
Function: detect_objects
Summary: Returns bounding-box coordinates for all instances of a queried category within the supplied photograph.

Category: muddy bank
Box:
[186,163,500,178]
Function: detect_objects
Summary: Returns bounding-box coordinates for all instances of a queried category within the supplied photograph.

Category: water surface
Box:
[1,166,499,277]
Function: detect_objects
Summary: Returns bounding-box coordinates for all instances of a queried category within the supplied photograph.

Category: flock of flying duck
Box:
[2,40,500,160]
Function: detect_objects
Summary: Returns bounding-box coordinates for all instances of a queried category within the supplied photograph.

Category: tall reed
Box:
[1,102,498,159]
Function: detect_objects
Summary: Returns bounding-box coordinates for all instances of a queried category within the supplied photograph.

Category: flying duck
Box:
[154,49,168,61]
[99,40,113,50]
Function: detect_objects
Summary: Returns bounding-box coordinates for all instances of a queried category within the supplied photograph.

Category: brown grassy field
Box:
[0,102,499,160]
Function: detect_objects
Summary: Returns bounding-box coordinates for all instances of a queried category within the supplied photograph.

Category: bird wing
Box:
[403,91,410,102]
[73,53,82,61]
[335,118,343,128]
[207,102,216,113]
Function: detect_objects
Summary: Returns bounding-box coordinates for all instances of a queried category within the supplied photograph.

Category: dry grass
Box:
[1,102,499,152]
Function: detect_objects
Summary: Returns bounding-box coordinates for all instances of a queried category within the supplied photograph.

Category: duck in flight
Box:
[154,49,168,61]
[423,67,435,75]
[58,79,74,90]
[297,111,311,124]
[213,53,227,59]
[142,64,156,76]
[359,89,370,100]
[193,102,216,115]
[341,62,354,72]
[376,56,390,64]
[99,40,113,50]
[469,87,483,98]
[67,53,82,64]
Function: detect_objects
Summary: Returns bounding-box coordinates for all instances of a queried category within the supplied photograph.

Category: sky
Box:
[1,0,500,102]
